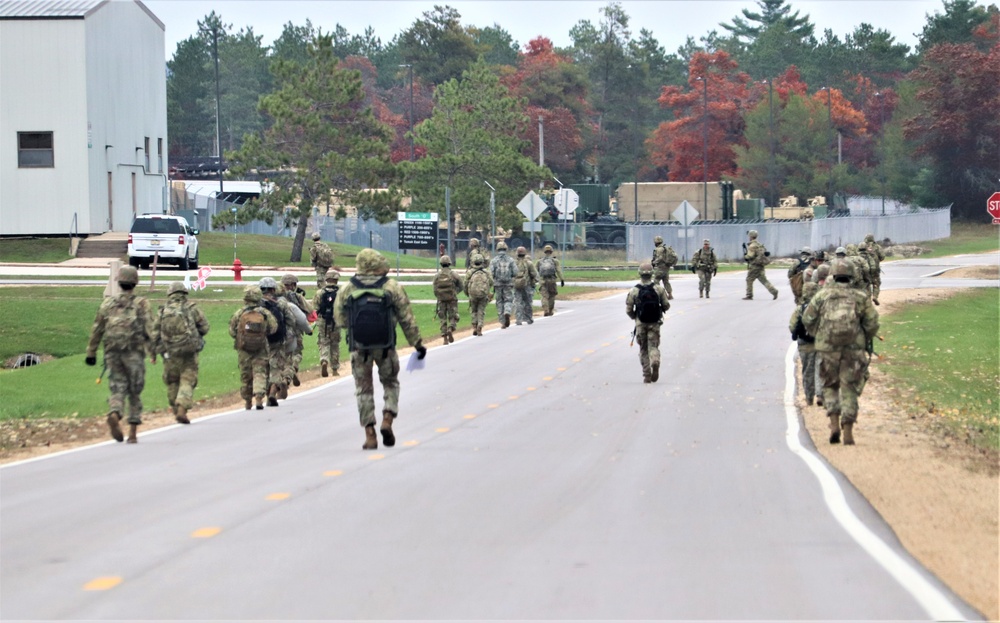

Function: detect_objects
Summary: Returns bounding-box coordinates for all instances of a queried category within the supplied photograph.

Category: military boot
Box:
[331,364,340,376]
[843,422,855,445]
[278,384,289,400]
[380,411,396,447]
[829,414,842,444]
[651,362,660,383]
[705,290,710,299]
[363,424,378,450]
[448,330,455,343]
[503,313,511,328]
[267,385,279,407]
[742,295,753,300]
[175,406,190,425]
[321,361,329,377]
[442,332,450,344]
[255,395,264,410]
[106,411,124,442]
[126,423,138,444]
[244,398,252,410]
[292,374,301,387]
[772,290,779,300]
[699,290,703,298]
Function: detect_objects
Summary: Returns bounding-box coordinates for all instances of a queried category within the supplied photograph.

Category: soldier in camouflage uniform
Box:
[788,247,812,304]
[152,281,210,424]
[535,245,564,316]
[312,272,342,376]
[259,277,296,406]
[845,244,871,294]
[743,230,778,300]
[309,231,335,289]
[651,235,677,299]
[802,260,880,445]
[86,266,154,444]
[863,233,885,305]
[489,241,517,328]
[280,273,313,387]
[513,246,539,325]
[464,254,493,336]
[228,286,278,410]
[789,282,819,405]
[626,262,671,383]
[691,238,717,298]
[334,248,426,450]
[432,255,463,343]
[465,237,488,268]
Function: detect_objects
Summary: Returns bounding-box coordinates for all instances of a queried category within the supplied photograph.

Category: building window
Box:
[157,138,163,173]
[144,136,150,171]
[18,132,54,167]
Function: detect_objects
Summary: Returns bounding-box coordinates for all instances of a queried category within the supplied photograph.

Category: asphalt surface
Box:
[1,253,995,620]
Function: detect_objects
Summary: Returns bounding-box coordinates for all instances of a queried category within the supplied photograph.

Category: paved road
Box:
[1,255,993,620]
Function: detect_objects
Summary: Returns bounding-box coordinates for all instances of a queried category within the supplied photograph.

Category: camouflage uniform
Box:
[513,247,539,325]
[433,256,463,343]
[85,266,154,442]
[312,273,342,376]
[228,286,278,409]
[152,282,210,422]
[280,273,313,386]
[789,282,819,405]
[802,261,880,445]
[465,238,488,268]
[743,231,778,300]
[260,278,296,405]
[535,245,564,316]
[309,232,334,289]
[863,234,885,304]
[846,244,871,294]
[691,239,717,298]
[489,242,517,328]
[787,247,812,304]
[334,249,424,449]
[651,236,676,299]
[626,263,671,383]
[464,256,493,336]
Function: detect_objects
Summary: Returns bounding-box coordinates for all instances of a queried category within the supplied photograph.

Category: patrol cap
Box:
[835,246,847,256]
[281,273,298,286]
[496,241,508,252]
[325,272,340,283]
[117,266,139,285]
[639,262,653,276]
[544,245,553,254]
[167,281,188,295]
[259,277,278,290]
[243,285,263,303]
[311,232,321,241]
[440,255,452,266]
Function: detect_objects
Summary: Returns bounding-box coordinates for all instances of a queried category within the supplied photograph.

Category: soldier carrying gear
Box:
[258,277,295,406]
[651,235,677,299]
[536,244,564,316]
[691,238,717,298]
[309,232,335,289]
[788,246,813,304]
[465,254,493,336]
[465,238,483,268]
[313,272,343,377]
[489,242,517,328]
[626,262,670,383]
[432,255,463,343]
[743,230,778,300]
[280,273,313,388]
[512,246,538,325]
[152,280,210,424]
[229,285,278,410]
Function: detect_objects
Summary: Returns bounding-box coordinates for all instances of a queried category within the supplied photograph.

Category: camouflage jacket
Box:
[87,290,154,357]
[692,248,717,271]
[652,245,677,269]
[535,256,563,282]
[801,282,879,352]
[332,274,422,350]
[309,242,334,268]
[514,257,539,289]
[489,252,517,286]
[152,293,210,355]
[625,278,671,325]
[228,305,278,351]
[745,240,767,267]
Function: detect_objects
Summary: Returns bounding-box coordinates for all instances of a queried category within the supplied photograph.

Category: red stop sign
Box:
[989,192,1000,222]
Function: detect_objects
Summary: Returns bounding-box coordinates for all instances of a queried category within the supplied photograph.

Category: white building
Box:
[1,0,167,236]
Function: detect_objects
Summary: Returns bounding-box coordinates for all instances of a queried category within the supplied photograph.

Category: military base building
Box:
[0,0,167,236]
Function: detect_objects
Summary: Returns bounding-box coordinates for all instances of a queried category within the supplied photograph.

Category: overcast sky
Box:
[145,0,946,61]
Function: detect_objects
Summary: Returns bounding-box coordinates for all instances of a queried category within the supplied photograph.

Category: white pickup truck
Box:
[127,214,200,271]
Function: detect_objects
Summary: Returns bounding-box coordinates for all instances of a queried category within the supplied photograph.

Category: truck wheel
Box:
[190,251,199,269]
[128,257,141,268]
[610,233,627,246]
[585,233,600,246]
[179,254,190,271]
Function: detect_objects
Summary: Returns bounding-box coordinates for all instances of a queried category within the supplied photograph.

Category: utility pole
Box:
[399,64,414,162]
[538,115,544,190]
[697,75,709,217]
[212,25,223,197]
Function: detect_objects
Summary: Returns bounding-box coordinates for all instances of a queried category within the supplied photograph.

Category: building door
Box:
[131,172,137,218]
[107,172,113,230]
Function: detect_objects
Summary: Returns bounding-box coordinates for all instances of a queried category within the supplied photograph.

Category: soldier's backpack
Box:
[821,288,861,347]
[346,276,396,350]
[753,243,772,266]
[513,260,530,289]
[634,284,663,324]
[317,287,338,324]
[158,300,202,355]
[789,270,805,301]
[538,256,557,278]
[261,299,286,344]
[236,308,268,353]
[432,270,458,302]
[314,243,334,267]
[103,296,144,351]
[664,246,678,267]
[467,269,490,299]
[493,255,515,284]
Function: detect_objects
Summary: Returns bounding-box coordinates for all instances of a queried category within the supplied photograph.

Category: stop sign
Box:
[988,191,1000,223]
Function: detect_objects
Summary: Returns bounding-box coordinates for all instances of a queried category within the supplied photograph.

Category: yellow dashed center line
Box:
[323,470,343,477]
[403,440,419,446]
[526,386,536,391]
[556,367,567,371]
[542,376,553,381]
[584,349,595,353]
[463,414,477,419]
[435,427,450,433]
[368,454,386,460]
[572,358,581,362]
[191,527,221,538]
[83,576,122,591]
[487,403,500,409]
[602,342,611,347]
[266,493,290,501]
[508,395,519,400]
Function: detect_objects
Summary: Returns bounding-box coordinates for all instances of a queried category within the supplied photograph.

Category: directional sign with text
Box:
[397,212,439,250]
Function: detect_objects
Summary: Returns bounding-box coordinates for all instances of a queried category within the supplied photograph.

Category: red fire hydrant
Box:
[232,258,244,282]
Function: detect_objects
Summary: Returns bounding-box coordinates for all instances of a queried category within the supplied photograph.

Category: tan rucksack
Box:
[237,308,268,353]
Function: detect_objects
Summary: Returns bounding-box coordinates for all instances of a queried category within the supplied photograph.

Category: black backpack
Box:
[317,287,338,323]
[792,304,815,343]
[347,276,396,350]
[635,284,663,323]
[261,298,286,344]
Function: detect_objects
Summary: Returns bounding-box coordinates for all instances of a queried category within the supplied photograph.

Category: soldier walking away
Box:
[742,230,778,300]
[309,231,335,290]
[280,273,313,387]
[802,260,880,445]
[228,286,278,410]
[489,241,517,328]
[152,281,210,424]
[863,233,885,305]
[313,272,342,376]
[690,238,717,298]
[651,235,677,299]
[334,249,425,450]
[259,277,295,406]
[432,255,463,343]
[789,282,819,405]
[626,262,671,383]
[788,246,812,304]
[465,254,493,336]
[465,237,488,268]
[86,266,154,444]
[536,245,564,316]
[513,246,539,325]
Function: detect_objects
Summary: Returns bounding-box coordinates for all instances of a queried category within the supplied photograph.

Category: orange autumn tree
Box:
[648,51,751,182]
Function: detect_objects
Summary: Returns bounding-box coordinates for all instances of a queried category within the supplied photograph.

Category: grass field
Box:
[0,237,73,263]
[907,222,999,258]
[879,288,999,452]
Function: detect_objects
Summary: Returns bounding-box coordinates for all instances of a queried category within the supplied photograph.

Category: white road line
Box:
[783,344,966,621]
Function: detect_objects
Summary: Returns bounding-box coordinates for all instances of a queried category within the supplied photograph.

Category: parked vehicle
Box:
[127,214,199,270]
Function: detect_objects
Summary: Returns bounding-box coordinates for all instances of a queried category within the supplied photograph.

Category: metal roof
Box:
[0,1,106,19]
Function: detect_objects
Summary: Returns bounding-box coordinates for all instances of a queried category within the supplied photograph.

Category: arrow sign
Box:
[672,200,699,226]
[516,190,546,221]
[554,188,580,215]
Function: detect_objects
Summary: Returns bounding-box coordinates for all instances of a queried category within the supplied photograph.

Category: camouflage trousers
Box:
[350,348,401,428]
[514,287,534,324]
[696,269,713,295]
[494,284,514,320]
[634,322,661,380]
[468,296,490,330]
[285,333,304,380]
[653,268,672,297]
[871,273,882,302]
[162,351,199,411]
[105,349,146,424]
[237,349,269,399]
[267,340,289,391]
[817,349,869,424]
[316,319,341,368]
[797,343,816,402]
[745,266,777,298]
[315,266,330,290]
[539,279,558,315]
[436,299,459,335]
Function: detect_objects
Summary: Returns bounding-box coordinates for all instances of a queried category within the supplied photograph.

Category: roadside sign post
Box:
[988,191,1000,224]
[516,190,546,255]
[672,200,699,269]
[554,188,579,254]
[397,213,439,267]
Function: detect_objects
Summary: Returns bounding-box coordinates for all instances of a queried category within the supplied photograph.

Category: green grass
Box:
[905,222,999,258]
[880,288,999,452]
[0,237,73,263]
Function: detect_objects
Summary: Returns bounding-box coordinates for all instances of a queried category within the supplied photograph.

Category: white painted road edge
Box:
[783,343,966,622]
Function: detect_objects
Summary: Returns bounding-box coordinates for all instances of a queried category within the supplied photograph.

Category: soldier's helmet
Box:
[469,238,480,247]
[259,277,278,290]
[858,243,870,254]
[846,243,858,255]
[440,255,452,266]
[864,233,875,243]
[801,246,812,256]
[654,235,664,245]
[814,250,825,261]
[703,238,711,245]
[325,272,340,284]
[311,232,321,241]
[815,264,831,282]
[835,246,847,256]
[802,282,819,302]
[496,241,508,252]
[516,246,527,257]
[243,285,263,303]
[167,281,188,295]
[544,245,553,254]
[473,255,484,267]
[639,262,654,277]
[117,266,139,285]
[281,273,298,287]
[356,248,390,276]
[748,230,759,239]
[831,259,854,278]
